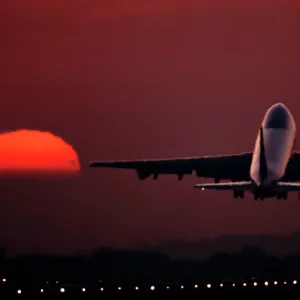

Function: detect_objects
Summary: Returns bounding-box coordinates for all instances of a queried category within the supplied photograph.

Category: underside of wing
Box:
[90,152,252,181]
[194,181,253,191]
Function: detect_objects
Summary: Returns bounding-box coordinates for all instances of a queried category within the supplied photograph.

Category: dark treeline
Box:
[1,246,300,285]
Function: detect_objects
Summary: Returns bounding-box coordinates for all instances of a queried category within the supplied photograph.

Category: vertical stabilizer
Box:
[259,126,268,182]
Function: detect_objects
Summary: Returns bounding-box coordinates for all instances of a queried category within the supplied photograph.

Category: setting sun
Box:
[0,130,80,176]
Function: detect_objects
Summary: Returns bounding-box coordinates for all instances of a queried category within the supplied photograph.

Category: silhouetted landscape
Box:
[2,235,300,298]
[0,246,297,283]
[137,231,300,260]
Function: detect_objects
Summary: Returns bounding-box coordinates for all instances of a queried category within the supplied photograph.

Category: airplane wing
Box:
[89,152,252,181]
[274,182,300,191]
[194,181,253,191]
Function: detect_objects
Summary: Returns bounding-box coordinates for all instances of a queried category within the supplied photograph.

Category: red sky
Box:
[1,0,300,255]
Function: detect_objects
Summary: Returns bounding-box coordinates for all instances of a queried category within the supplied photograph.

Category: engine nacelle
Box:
[136,169,151,180]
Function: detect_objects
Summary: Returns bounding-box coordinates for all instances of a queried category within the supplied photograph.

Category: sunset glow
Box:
[0,130,80,175]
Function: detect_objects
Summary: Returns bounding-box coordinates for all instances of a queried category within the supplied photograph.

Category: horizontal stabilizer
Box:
[194,181,253,191]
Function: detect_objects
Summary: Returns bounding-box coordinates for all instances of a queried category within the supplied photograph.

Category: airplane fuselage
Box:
[250,103,296,188]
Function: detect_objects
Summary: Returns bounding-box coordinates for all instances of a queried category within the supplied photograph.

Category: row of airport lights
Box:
[1,278,298,295]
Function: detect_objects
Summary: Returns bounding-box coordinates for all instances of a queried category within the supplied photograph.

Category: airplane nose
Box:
[263,103,291,130]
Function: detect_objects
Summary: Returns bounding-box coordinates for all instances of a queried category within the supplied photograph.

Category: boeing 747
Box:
[90,103,300,200]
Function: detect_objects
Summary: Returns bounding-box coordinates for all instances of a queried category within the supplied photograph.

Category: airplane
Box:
[89,103,300,200]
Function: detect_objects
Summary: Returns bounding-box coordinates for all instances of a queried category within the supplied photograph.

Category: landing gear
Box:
[276,192,288,200]
[254,192,264,201]
[233,190,244,199]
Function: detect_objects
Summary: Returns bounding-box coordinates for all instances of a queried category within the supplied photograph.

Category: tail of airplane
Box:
[259,126,268,183]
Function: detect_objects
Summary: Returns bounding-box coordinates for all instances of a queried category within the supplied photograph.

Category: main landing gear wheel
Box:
[277,192,288,200]
[233,191,244,199]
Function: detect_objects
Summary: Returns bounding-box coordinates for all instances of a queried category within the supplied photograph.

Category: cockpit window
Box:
[264,105,290,129]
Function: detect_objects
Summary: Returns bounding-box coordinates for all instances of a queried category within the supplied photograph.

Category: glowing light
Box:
[118,287,122,290]
[220,283,223,287]
[194,284,198,288]
[201,188,205,191]
[100,287,104,291]
[232,283,236,287]
[0,130,80,176]
[166,286,170,289]
[82,288,86,292]
[135,286,139,290]
[253,282,258,286]
[17,289,22,294]
[284,281,287,285]
[181,285,184,289]
[40,289,44,293]
[207,284,211,288]
[264,281,269,286]
[293,280,297,285]
[56,281,59,284]
[274,281,278,285]
[60,288,65,293]
[243,283,247,287]
[2,278,6,283]
[150,286,155,291]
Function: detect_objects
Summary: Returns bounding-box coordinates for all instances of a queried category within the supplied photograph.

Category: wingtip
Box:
[194,185,205,190]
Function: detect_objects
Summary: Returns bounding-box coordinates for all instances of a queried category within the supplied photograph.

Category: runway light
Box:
[243,282,247,287]
[82,288,86,292]
[150,286,155,291]
[284,281,287,285]
[40,289,44,293]
[232,283,236,287]
[60,288,65,293]
[2,278,6,283]
[181,285,184,289]
[194,284,198,288]
[220,283,223,287]
[293,280,297,285]
[264,281,269,286]
[274,281,278,285]
[253,282,258,286]
[100,287,104,291]
[207,284,211,288]
[17,289,22,294]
